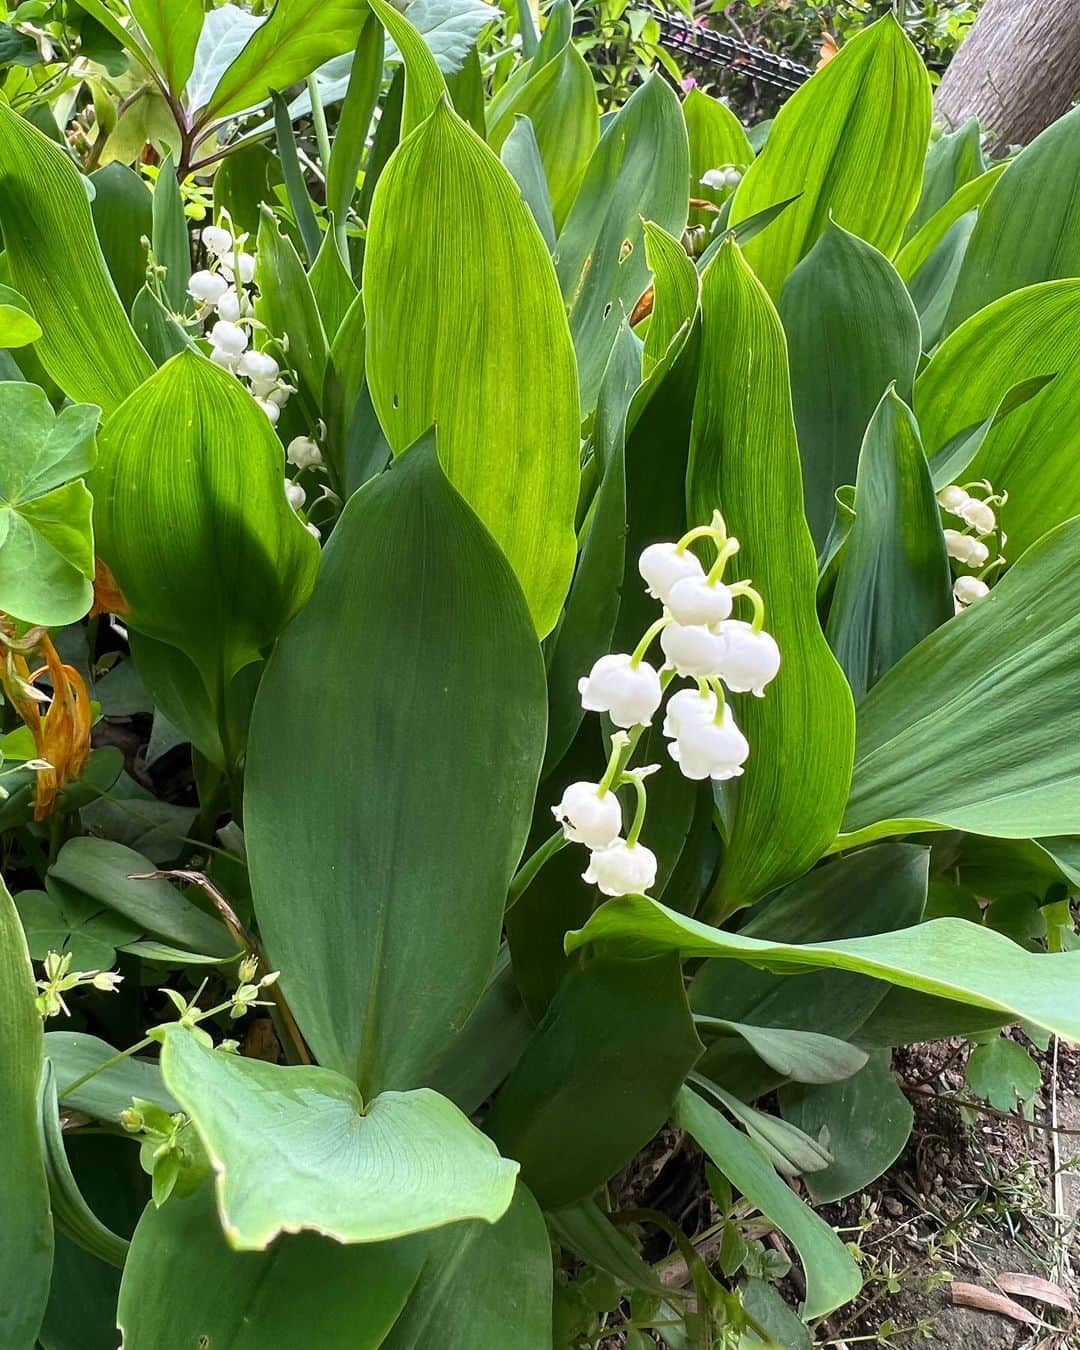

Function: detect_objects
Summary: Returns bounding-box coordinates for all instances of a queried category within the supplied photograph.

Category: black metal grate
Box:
[645,5,813,94]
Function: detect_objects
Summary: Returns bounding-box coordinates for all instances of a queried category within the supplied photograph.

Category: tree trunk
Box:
[934,0,1080,148]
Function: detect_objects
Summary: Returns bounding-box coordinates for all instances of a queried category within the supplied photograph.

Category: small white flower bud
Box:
[215,287,242,322]
[578,653,663,729]
[965,537,989,566]
[937,485,970,515]
[286,435,323,471]
[284,479,306,511]
[666,575,733,627]
[209,346,240,371]
[305,521,322,541]
[266,384,292,408]
[90,970,123,992]
[552,781,623,849]
[660,621,727,678]
[248,374,279,398]
[944,528,973,563]
[723,167,743,189]
[220,251,256,284]
[665,697,749,781]
[700,168,727,191]
[583,840,657,897]
[713,620,780,696]
[187,269,228,305]
[954,574,989,607]
[638,542,703,603]
[209,320,248,356]
[255,398,280,424]
[237,349,280,382]
[959,499,995,535]
[201,224,233,256]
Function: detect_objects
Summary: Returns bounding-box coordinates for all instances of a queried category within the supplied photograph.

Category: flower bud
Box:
[959,498,995,535]
[954,574,989,607]
[287,435,323,471]
[666,575,733,627]
[120,1107,144,1132]
[666,699,749,781]
[187,269,228,305]
[209,320,248,356]
[90,970,123,992]
[583,840,657,897]
[209,346,240,371]
[660,621,727,678]
[305,521,322,541]
[266,384,292,408]
[700,168,728,191]
[284,479,306,511]
[238,350,279,382]
[552,781,623,849]
[937,485,970,515]
[220,251,256,284]
[638,542,703,603]
[965,537,989,567]
[237,953,259,984]
[713,620,780,696]
[201,224,233,256]
[578,654,663,728]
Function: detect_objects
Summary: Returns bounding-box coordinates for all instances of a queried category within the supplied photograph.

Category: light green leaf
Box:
[118,1183,423,1349]
[683,87,752,227]
[0,382,98,626]
[825,388,951,701]
[0,101,153,409]
[915,280,1080,557]
[254,206,328,406]
[903,116,985,242]
[364,99,580,636]
[965,1035,1041,1112]
[186,3,263,112]
[696,1021,868,1085]
[674,1086,860,1319]
[245,435,547,1096]
[368,0,447,135]
[568,895,1080,1044]
[692,1076,833,1176]
[46,1030,178,1122]
[0,874,52,1348]
[894,162,1006,285]
[325,12,383,228]
[640,219,698,378]
[554,75,688,414]
[199,0,369,119]
[841,515,1080,843]
[780,221,921,553]
[159,1026,519,1250]
[689,240,854,917]
[308,228,358,343]
[91,348,319,705]
[0,283,42,347]
[729,14,931,298]
[151,153,191,313]
[500,115,557,252]
[129,0,203,96]
[945,105,1080,333]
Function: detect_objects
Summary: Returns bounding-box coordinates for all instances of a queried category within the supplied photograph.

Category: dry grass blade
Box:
[994,1271,1075,1313]
[949,1281,1052,1328]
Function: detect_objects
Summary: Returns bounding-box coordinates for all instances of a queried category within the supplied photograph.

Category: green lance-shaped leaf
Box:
[904,116,985,243]
[683,87,753,228]
[0,283,41,347]
[0,101,153,409]
[118,1183,423,1349]
[894,162,1006,286]
[945,104,1080,334]
[555,75,689,414]
[89,162,152,314]
[500,115,557,252]
[641,219,699,378]
[152,154,192,314]
[364,99,580,637]
[0,875,52,1349]
[728,14,931,298]
[825,388,952,702]
[688,239,854,917]
[245,434,547,1095]
[198,0,370,120]
[841,514,1080,844]
[779,220,921,554]
[368,0,447,135]
[674,1086,861,1320]
[915,280,1080,557]
[486,0,598,229]
[129,0,204,96]
[326,11,384,228]
[159,1026,519,1250]
[254,206,328,410]
[566,894,1080,1046]
[0,382,99,626]
[90,349,319,716]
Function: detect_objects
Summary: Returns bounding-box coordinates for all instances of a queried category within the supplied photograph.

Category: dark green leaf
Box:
[326,12,384,228]
[965,1035,1041,1112]
[46,1030,178,1122]
[150,155,190,312]
[89,162,151,313]
[254,205,328,406]
[272,90,321,263]
[549,1199,671,1298]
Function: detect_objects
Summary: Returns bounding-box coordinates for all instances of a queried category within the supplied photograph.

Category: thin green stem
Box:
[630,615,669,667]
[598,732,631,793]
[705,537,740,583]
[625,776,648,846]
[306,73,333,176]
[506,831,568,910]
[729,581,765,632]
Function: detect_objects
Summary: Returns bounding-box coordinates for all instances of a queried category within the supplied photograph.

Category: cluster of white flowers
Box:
[553,511,779,899]
[700,165,743,192]
[187,221,295,425]
[937,481,1006,610]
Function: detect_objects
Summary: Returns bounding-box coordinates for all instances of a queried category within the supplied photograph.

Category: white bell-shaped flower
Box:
[965,537,990,566]
[187,269,228,305]
[578,653,663,728]
[666,574,733,627]
[937,485,970,515]
[700,168,727,190]
[238,350,279,382]
[209,346,240,371]
[266,383,292,408]
[552,781,623,849]
[660,621,727,678]
[284,479,306,511]
[666,698,749,781]
[215,287,242,323]
[713,620,780,696]
[287,435,323,471]
[638,542,703,603]
[583,839,657,897]
[220,251,256,284]
[959,498,995,536]
[954,575,989,607]
[944,530,989,567]
[662,686,718,739]
[201,224,233,256]
[209,320,248,356]
[255,398,280,425]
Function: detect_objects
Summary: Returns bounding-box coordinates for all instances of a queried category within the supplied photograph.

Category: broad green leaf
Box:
[674,1086,860,1319]
[567,896,1080,1044]
[903,210,976,350]
[16,884,138,972]
[186,3,263,111]
[683,87,752,227]
[728,15,931,298]
[0,101,153,408]
[118,1184,423,1348]
[151,154,191,313]
[779,221,921,553]
[212,142,283,239]
[640,219,698,378]
[689,241,854,916]
[159,1026,518,1250]
[779,1052,913,1203]
[841,516,1080,843]
[945,105,1080,332]
[45,1030,177,1122]
[49,838,233,957]
[965,1035,1041,1112]
[915,280,1080,556]
[199,0,369,119]
[368,0,447,135]
[554,75,689,413]
[486,956,702,1209]
[894,163,1006,284]
[0,283,41,347]
[382,1185,552,1350]
[487,0,598,228]
[0,874,52,1348]
[500,114,557,251]
[91,349,319,705]
[825,388,951,702]
[697,1021,868,1085]
[364,99,579,636]
[245,435,547,1095]
[325,12,384,227]
[903,116,985,242]
[0,382,98,626]
[129,0,203,95]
